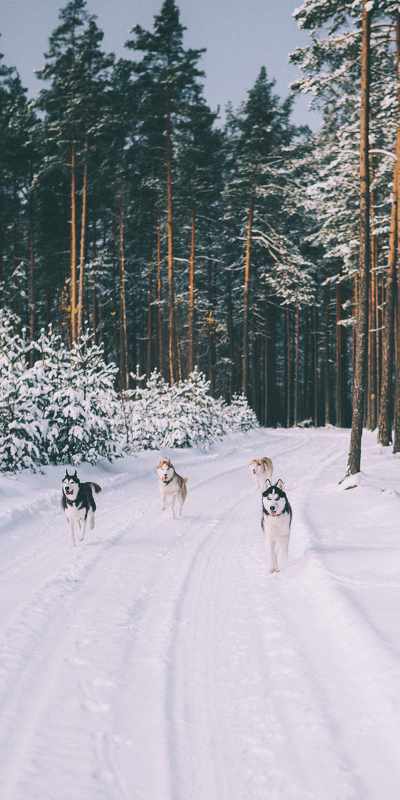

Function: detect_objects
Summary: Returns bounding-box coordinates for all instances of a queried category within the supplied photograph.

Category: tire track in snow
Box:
[162,434,365,800]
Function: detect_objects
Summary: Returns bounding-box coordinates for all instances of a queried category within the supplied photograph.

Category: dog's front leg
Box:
[266,536,279,573]
[170,491,178,519]
[160,487,166,510]
[281,534,290,562]
[77,517,86,541]
[68,517,76,548]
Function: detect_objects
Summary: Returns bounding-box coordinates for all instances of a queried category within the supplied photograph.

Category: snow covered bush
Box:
[0,315,122,472]
[51,332,121,465]
[124,368,258,451]
[223,393,259,433]
[0,311,44,472]
[0,311,257,472]
[31,329,121,466]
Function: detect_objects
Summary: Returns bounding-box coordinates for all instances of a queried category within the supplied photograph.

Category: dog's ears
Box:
[264,478,272,491]
[165,458,172,467]
[276,479,285,491]
[157,457,164,468]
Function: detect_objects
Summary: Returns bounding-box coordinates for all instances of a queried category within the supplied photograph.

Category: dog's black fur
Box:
[61,470,102,517]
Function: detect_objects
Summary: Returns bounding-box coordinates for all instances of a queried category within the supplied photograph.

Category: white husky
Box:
[250,457,273,492]
[157,458,188,518]
[261,479,292,573]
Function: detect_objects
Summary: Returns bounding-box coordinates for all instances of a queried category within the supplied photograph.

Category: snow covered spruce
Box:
[0,312,257,473]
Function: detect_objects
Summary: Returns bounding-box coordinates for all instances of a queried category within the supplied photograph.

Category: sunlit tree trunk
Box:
[378,17,400,445]
[77,133,88,337]
[347,1,371,474]
[156,206,163,376]
[188,170,196,375]
[166,85,176,385]
[313,303,318,427]
[323,281,330,425]
[70,139,77,342]
[119,190,129,391]
[294,304,300,426]
[336,279,342,427]
[242,170,256,396]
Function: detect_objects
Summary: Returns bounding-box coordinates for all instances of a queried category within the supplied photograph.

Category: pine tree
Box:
[125,0,206,384]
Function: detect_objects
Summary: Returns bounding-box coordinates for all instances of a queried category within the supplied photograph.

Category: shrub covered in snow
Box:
[0,311,258,472]
[0,312,44,471]
[223,393,259,433]
[123,368,258,451]
[47,331,121,465]
[0,313,121,471]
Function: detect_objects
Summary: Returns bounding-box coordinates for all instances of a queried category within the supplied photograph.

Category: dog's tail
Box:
[183,476,188,483]
[90,482,102,494]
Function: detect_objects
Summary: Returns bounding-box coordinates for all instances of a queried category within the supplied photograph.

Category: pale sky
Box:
[0,0,321,130]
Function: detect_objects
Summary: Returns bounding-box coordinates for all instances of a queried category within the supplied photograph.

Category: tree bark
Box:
[286,305,291,428]
[166,85,176,385]
[70,140,77,342]
[336,279,342,427]
[242,171,256,396]
[156,206,163,377]
[379,17,400,445]
[77,133,88,337]
[119,191,129,391]
[188,170,196,374]
[347,1,371,475]
[323,281,330,425]
[313,304,318,426]
[294,304,300,426]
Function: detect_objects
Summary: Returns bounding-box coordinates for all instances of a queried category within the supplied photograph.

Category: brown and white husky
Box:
[157,458,188,518]
[249,457,274,492]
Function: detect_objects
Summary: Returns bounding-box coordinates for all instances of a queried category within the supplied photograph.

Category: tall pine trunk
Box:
[347,1,371,475]
[166,85,176,384]
[29,209,35,350]
[323,281,330,425]
[188,170,196,374]
[294,304,300,426]
[378,15,400,445]
[242,171,256,396]
[119,190,129,391]
[156,207,163,377]
[77,132,88,337]
[70,139,77,342]
[336,279,342,427]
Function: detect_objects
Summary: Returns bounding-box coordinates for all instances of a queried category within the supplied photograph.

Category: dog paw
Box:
[269,568,279,573]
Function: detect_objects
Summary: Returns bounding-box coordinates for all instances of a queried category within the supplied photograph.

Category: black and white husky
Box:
[157,458,188,518]
[61,470,102,548]
[261,479,292,573]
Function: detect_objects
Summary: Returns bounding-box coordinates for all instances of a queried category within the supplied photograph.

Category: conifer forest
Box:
[2,0,400,472]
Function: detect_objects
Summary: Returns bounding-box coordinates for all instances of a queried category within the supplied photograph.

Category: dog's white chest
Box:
[265,513,290,539]
[65,503,86,522]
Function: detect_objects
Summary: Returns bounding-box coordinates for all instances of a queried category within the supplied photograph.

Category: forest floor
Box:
[0,427,399,800]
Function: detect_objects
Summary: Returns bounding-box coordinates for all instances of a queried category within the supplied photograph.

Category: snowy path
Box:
[0,429,400,799]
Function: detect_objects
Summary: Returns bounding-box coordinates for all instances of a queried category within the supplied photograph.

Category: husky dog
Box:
[61,470,102,548]
[261,479,292,573]
[250,457,274,492]
[157,458,188,518]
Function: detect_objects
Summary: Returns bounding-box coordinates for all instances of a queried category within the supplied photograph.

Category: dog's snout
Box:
[270,505,275,511]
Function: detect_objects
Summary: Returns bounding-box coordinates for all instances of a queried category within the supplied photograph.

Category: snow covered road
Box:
[0,428,400,800]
